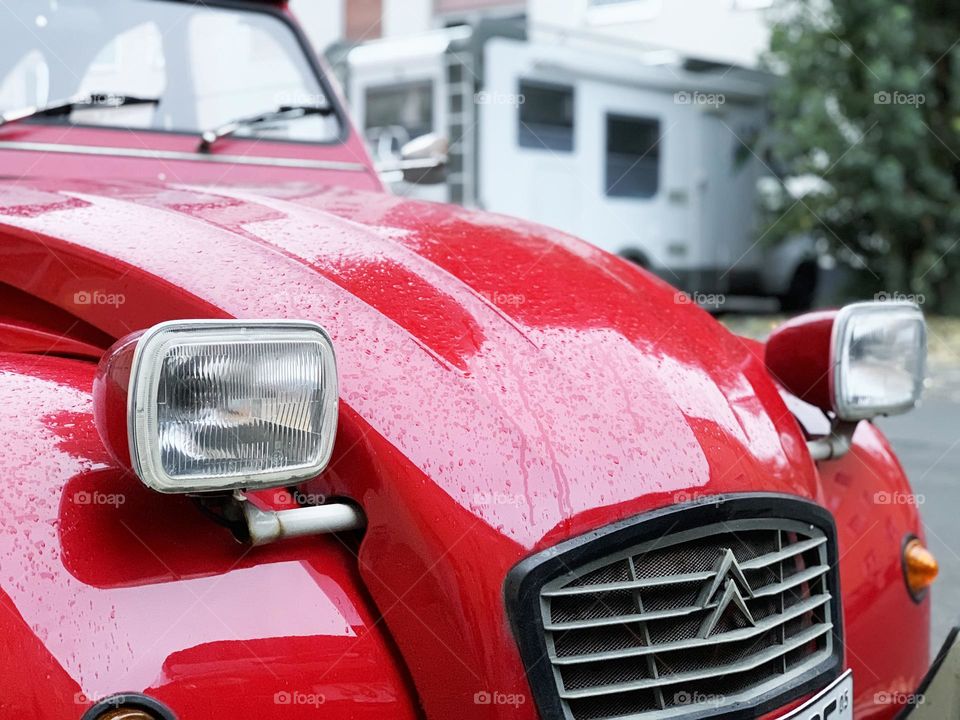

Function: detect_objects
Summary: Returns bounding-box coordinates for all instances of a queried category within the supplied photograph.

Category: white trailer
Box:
[336,21,816,307]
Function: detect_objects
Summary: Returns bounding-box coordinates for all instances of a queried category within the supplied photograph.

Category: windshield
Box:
[0,0,341,143]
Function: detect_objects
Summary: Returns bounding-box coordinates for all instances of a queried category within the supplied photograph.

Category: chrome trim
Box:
[242,499,365,546]
[0,140,368,172]
[127,319,340,494]
[548,595,831,666]
[539,518,835,719]
[558,623,833,700]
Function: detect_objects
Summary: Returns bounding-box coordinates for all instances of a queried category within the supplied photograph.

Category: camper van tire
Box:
[778,261,819,312]
[619,249,651,270]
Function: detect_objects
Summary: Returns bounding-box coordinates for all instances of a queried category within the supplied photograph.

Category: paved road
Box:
[877,363,960,656]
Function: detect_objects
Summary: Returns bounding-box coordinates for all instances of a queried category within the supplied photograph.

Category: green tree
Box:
[765,0,960,312]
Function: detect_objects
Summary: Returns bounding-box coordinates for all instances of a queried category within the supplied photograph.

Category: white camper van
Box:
[335,20,817,308]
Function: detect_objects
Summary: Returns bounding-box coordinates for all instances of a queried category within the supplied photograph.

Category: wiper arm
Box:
[0,93,160,128]
[197,104,334,153]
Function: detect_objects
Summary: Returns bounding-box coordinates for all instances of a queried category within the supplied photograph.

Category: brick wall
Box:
[345,0,383,41]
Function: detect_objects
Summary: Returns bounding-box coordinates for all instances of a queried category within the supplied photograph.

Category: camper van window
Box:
[518,80,574,152]
[605,114,660,198]
[364,80,434,160]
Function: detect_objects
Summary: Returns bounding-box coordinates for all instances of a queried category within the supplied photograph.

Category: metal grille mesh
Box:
[539,519,834,719]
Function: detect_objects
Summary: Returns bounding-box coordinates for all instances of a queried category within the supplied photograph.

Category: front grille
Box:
[507,496,842,720]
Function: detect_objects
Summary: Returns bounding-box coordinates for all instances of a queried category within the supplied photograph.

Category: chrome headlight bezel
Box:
[127,319,338,493]
[830,301,926,421]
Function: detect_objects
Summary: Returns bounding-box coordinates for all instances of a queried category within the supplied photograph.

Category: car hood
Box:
[0,179,821,718]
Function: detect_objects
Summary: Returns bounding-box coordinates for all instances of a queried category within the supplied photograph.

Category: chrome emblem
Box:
[697,549,756,638]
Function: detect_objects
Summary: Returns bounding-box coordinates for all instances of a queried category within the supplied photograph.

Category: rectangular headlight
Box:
[128,320,338,493]
[832,302,926,420]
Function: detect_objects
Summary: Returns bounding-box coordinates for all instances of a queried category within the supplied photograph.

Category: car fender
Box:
[817,420,930,718]
[0,352,420,720]
[0,179,931,718]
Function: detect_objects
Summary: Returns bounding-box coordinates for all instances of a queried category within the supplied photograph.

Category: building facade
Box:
[291,0,774,67]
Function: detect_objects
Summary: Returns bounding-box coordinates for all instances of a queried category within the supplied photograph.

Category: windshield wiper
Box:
[197,104,334,153]
[0,94,160,128]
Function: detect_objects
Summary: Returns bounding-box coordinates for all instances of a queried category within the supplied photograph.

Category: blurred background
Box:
[288,0,960,651]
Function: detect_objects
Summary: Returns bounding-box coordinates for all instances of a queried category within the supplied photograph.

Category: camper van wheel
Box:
[779,261,819,312]
[619,249,651,269]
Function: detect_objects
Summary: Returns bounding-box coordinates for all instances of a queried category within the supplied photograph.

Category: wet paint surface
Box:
[0,179,927,718]
[0,355,420,719]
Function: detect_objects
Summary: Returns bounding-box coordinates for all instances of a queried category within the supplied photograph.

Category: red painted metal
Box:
[0,353,421,720]
[0,2,930,716]
[0,178,928,719]
[766,309,838,412]
[92,333,140,468]
[0,321,104,358]
[0,282,114,354]
[819,421,930,717]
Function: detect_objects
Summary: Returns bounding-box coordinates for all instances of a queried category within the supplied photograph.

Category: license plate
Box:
[778,670,853,719]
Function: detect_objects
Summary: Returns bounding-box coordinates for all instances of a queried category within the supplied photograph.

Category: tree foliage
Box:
[765,0,960,311]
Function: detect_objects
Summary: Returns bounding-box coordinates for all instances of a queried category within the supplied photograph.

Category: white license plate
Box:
[778,670,853,719]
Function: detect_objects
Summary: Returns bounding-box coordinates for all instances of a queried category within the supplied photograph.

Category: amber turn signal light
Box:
[904,538,938,600]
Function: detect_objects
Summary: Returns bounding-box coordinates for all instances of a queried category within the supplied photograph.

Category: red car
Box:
[0,2,951,719]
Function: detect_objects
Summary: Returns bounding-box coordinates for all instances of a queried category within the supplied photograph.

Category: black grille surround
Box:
[505,494,844,720]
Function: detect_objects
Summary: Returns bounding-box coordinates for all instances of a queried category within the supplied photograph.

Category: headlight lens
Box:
[129,320,338,493]
[832,302,926,420]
